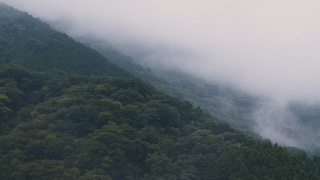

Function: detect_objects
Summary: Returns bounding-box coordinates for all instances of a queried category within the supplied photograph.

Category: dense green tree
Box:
[0,64,317,179]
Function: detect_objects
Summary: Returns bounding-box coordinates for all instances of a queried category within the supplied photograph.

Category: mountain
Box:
[72,32,320,156]
[2,64,320,180]
[1,3,320,179]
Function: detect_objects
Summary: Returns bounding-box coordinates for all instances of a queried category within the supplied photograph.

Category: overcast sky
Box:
[3,0,320,103]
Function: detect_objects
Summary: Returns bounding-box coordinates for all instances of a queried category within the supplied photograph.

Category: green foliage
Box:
[0,65,319,179]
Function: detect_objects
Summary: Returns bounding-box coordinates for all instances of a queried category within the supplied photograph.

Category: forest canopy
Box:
[0,64,319,179]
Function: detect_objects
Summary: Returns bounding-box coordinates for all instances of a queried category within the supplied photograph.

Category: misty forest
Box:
[2,2,320,180]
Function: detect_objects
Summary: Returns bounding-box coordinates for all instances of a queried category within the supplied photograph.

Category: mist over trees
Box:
[70,32,320,157]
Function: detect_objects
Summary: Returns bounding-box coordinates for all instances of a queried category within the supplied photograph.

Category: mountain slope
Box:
[1,64,319,179]
[0,3,132,77]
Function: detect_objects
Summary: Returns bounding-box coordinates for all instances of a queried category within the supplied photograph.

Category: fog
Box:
[3,0,320,151]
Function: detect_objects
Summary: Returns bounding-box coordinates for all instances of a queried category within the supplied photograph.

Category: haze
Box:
[3,0,320,149]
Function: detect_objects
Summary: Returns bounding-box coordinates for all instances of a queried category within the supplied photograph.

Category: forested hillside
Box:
[1,3,320,179]
[1,64,320,179]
